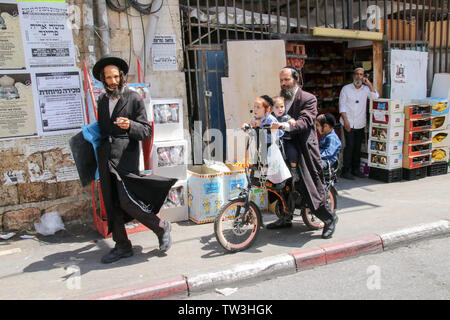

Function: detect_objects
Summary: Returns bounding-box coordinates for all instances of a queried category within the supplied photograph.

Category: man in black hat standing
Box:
[93,56,177,263]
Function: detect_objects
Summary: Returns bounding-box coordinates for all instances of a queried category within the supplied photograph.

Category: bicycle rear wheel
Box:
[214,199,261,252]
[301,186,337,230]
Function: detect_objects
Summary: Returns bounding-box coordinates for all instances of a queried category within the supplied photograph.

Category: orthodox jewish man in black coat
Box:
[93,56,177,264]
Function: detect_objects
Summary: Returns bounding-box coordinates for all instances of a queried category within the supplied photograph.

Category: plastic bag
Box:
[34,211,65,236]
[267,144,292,183]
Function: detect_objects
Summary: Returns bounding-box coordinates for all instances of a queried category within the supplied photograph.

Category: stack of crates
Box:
[149,98,189,222]
[402,104,432,180]
[367,99,404,182]
[427,98,449,176]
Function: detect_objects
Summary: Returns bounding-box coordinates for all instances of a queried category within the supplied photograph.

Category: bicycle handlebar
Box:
[242,124,273,132]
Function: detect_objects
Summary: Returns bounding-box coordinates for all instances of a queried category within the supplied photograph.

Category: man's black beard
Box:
[280,85,297,101]
[104,82,124,99]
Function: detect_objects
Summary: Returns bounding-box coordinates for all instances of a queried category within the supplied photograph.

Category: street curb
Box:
[379,219,450,250]
[185,254,296,294]
[92,219,450,300]
[319,234,384,264]
[93,278,188,300]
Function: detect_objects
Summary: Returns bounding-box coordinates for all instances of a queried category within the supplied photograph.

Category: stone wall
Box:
[0,0,187,233]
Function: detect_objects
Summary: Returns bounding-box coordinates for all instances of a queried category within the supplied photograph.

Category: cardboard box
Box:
[402,142,432,157]
[370,99,404,114]
[368,152,403,169]
[431,147,449,163]
[424,98,448,116]
[402,153,432,169]
[159,180,188,222]
[370,111,404,128]
[404,130,432,145]
[404,118,432,131]
[370,125,404,142]
[404,104,432,120]
[432,115,449,131]
[150,139,188,180]
[368,139,403,156]
[151,98,184,142]
[187,166,225,224]
[223,163,248,201]
[431,130,450,147]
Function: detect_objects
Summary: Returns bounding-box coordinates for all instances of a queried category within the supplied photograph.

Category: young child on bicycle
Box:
[271,96,300,182]
[316,113,342,170]
[241,95,283,145]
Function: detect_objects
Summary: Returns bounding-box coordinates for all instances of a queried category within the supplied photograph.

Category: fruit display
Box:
[432,148,448,161]
[432,132,448,144]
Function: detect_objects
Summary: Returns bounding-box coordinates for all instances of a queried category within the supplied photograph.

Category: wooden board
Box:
[372,41,383,96]
[425,20,449,48]
[379,19,417,41]
[221,40,286,161]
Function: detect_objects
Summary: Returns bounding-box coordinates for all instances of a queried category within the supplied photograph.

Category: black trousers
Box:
[110,174,165,250]
[296,177,334,224]
[343,128,365,173]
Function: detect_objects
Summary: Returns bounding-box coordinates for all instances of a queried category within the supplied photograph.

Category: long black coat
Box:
[96,87,177,234]
[287,89,327,211]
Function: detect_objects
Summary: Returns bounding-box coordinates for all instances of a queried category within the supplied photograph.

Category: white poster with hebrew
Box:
[18,1,75,69]
[0,1,26,70]
[34,70,85,134]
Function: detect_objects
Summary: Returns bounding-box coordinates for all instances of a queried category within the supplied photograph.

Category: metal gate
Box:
[185,46,227,162]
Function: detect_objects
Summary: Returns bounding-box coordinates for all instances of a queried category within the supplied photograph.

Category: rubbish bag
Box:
[34,211,65,236]
[267,144,292,184]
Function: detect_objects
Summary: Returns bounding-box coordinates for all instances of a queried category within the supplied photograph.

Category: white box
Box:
[187,166,225,224]
[368,139,403,156]
[223,164,248,201]
[413,98,449,116]
[370,99,404,114]
[150,139,188,180]
[159,180,188,222]
[369,124,404,142]
[432,130,450,147]
[368,152,403,169]
[370,111,404,128]
[151,98,184,142]
[432,115,449,131]
[431,147,449,163]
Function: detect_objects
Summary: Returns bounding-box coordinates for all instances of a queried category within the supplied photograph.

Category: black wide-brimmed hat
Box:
[92,56,129,81]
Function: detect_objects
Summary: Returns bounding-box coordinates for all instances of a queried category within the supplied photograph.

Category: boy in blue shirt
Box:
[316,113,342,170]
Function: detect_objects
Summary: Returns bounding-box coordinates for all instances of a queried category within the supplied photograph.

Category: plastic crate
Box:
[426,161,449,176]
[402,166,428,181]
[368,167,403,183]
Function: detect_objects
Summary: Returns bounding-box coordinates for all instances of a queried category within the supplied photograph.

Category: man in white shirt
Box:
[339,67,379,179]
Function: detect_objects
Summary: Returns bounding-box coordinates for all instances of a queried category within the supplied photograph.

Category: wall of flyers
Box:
[0,0,85,140]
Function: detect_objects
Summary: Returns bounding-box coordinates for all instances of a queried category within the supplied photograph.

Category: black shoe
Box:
[158,221,172,252]
[290,166,300,182]
[341,171,355,180]
[322,215,339,239]
[101,247,133,264]
[266,218,292,229]
[351,170,365,178]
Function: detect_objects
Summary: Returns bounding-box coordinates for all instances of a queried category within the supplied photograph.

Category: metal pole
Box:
[94,0,111,56]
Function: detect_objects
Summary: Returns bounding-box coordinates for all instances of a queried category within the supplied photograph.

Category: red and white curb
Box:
[92,219,450,300]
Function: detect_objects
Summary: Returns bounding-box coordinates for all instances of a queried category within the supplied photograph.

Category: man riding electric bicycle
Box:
[269,66,339,239]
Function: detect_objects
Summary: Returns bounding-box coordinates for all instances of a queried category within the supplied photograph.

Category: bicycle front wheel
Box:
[214,199,262,253]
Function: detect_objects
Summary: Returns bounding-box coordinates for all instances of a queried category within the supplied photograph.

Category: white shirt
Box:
[339,83,379,129]
[109,97,119,118]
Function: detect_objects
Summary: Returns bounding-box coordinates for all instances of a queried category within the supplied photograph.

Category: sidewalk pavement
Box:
[0,174,449,300]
